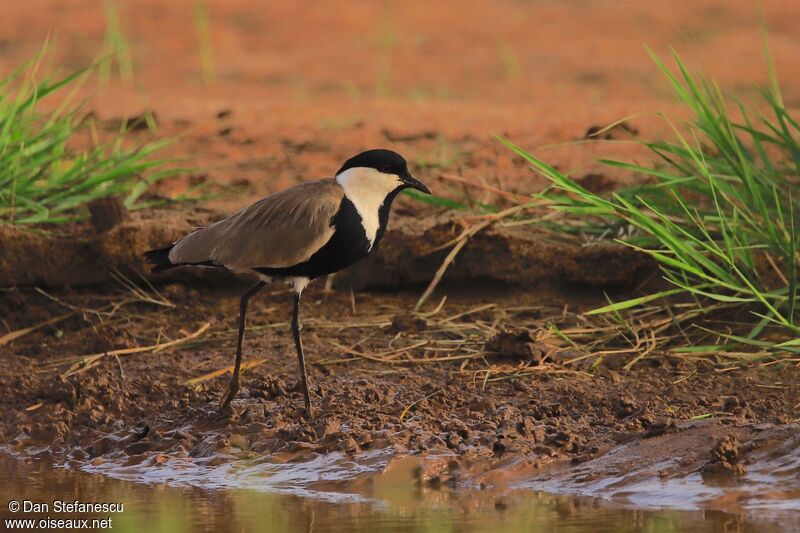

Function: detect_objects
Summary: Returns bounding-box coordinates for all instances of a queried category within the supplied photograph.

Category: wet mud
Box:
[2,285,799,513]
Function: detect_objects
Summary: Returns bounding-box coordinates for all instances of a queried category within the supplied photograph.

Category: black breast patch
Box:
[253,196,373,279]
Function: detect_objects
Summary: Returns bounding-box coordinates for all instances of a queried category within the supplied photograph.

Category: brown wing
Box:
[168,179,344,273]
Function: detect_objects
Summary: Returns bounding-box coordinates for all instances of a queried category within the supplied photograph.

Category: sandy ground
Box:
[4,0,800,208]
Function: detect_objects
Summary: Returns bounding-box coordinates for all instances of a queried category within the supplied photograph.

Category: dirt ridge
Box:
[1,212,650,289]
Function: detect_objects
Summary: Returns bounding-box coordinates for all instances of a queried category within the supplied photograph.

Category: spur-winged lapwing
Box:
[145,149,430,418]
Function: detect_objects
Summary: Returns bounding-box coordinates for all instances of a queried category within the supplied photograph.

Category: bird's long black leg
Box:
[219,281,266,412]
[291,292,313,420]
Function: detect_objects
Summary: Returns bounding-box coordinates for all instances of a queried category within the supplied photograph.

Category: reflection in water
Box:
[0,454,795,532]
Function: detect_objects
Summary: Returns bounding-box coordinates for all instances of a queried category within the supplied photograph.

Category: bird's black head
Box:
[336,149,431,194]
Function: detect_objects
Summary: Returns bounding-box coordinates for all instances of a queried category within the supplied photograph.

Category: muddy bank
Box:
[0,210,650,289]
[336,215,651,290]
[0,209,222,287]
[2,285,798,513]
[524,422,800,512]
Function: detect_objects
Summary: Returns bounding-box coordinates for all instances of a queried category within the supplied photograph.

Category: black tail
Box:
[144,245,177,273]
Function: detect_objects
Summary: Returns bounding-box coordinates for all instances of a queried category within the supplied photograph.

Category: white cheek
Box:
[336,167,401,249]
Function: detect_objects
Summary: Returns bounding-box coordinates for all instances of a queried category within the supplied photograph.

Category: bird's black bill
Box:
[402,173,431,194]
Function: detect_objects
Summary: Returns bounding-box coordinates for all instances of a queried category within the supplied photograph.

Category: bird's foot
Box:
[302,397,314,422]
[218,381,240,415]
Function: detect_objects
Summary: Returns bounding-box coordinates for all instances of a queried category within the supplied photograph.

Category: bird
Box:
[144,149,430,419]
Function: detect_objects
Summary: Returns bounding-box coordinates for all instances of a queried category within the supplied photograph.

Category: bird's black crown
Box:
[336,149,409,177]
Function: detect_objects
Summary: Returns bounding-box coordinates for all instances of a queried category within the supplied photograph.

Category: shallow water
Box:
[526,430,800,514]
[1,454,797,533]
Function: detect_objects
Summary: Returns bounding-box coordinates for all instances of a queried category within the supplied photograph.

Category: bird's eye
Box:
[379,166,390,174]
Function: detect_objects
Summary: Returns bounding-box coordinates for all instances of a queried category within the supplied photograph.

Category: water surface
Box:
[1,454,795,532]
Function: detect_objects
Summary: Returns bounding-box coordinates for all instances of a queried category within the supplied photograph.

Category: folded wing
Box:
[168,179,343,273]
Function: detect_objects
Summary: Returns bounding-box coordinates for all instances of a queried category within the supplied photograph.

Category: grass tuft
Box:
[500,48,800,357]
[0,48,187,226]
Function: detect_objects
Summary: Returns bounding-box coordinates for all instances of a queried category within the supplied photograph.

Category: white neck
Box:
[336,167,401,249]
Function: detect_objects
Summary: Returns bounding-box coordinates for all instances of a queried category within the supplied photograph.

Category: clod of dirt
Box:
[484,329,546,362]
[387,314,428,333]
[35,376,78,407]
[89,196,129,234]
[575,173,615,193]
[643,419,677,438]
[614,395,641,418]
[585,121,638,140]
[723,396,740,411]
[249,376,289,400]
[381,128,437,142]
[703,434,744,477]
[103,112,157,131]
[313,417,341,439]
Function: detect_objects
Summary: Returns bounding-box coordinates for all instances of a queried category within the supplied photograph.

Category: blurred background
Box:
[4,0,799,203]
